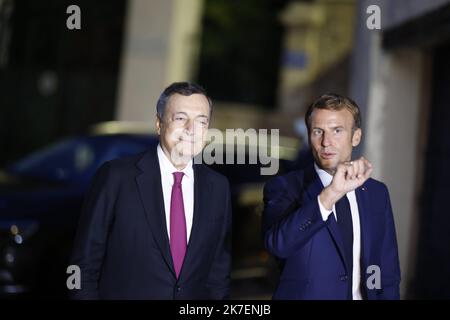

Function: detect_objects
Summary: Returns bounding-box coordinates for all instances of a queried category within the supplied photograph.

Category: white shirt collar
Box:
[314,162,333,187]
[157,144,193,179]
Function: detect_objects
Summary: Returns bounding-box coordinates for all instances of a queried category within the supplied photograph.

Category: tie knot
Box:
[173,172,184,186]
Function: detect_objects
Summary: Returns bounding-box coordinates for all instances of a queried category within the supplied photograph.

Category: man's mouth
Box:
[179,138,196,144]
[320,152,336,159]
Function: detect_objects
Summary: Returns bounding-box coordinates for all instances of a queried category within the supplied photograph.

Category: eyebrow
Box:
[312,125,344,130]
[174,112,209,119]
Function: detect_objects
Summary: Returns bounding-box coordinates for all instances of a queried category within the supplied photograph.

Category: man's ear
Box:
[352,128,362,147]
[156,115,162,135]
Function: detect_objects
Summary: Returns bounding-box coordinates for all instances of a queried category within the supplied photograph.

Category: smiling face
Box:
[309,108,361,174]
[156,93,210,169]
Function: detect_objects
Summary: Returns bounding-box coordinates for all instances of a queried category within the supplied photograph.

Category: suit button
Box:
[340,275,348,281]
[176,285,181,291]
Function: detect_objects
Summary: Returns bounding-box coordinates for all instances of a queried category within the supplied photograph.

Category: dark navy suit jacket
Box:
[70,147,231,299]
[262,164,400,300]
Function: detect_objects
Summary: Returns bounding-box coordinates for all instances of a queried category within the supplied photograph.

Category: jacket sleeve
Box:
[69,162,117,299]
[262,176,328,259]
[205,179,232,299]
[379,184,401,300]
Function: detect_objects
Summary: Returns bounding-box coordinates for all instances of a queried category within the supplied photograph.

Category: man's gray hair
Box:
[156,82,213,119]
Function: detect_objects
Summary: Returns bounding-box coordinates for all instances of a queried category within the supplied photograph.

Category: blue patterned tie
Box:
[336,194,353,298]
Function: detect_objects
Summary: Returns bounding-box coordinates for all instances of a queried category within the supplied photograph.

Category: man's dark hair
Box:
[156,82,213,119]
[305,93,362,132]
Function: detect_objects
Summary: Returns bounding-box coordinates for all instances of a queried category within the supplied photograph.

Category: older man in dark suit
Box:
[70,82,231,299]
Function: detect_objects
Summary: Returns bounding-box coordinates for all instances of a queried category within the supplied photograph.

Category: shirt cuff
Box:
[317,195,335,222]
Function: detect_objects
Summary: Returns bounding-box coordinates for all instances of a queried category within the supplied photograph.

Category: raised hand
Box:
[319,157,373,210]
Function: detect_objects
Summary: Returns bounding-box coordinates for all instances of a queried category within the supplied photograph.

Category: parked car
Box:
[0,133,159,297]
[0,122,300,299]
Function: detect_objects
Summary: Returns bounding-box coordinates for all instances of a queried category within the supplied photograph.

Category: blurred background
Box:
[0,0,449,299]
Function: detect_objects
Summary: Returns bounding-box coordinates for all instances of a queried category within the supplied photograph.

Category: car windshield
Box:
[7,138,99,183]
[7,135,158,184]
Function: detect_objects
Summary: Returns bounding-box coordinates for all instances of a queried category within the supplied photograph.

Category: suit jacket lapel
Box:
[326,213,352,273]
[178,163,212,280]
[355,183,371,268]
[135,148,176,277]
[303,164,351,274]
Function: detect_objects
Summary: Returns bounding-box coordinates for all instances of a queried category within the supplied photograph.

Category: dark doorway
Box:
[0,0,127,167]
[197,0,289,108]
[415,41,450,299]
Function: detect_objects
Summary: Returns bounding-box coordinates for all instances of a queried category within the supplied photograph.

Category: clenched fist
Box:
[319,157,373,210]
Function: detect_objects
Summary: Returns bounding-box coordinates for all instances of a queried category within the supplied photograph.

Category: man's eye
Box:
[195,119,208,126]
[313,130,322,136]
[175,117,186,121]
[334,128,343,133]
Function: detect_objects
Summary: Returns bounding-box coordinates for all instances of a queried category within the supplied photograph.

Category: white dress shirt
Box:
[157,144,194,243]
[315,163,363,300]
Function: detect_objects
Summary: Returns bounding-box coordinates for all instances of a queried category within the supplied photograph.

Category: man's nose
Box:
[184,119,195,135]
[321,132,331,147]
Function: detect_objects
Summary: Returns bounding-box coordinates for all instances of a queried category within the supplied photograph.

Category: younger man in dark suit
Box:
[263,93,400,299]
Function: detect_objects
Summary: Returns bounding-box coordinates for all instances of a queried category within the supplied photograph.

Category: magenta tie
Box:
[170,172,187,278]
